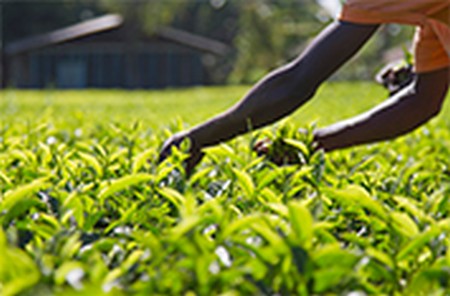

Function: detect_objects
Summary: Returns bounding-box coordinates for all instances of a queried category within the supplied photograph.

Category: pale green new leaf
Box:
[233,168,255,197]
[221,214,261,238]
[251,222,286,250]
[0,170,12,185]
[267,202,289,218]
[98,173,153,202]
[322,185,388,221]
[313,244,359,269]
[366,247,394,269]
[389,211,419,238]
[288,201,313,247]
[77,151,103,177]
[1,178,48,211]
[122,250,144,270]
[284,138,309,158]
[54,261,84,285]
[189,166,213,185]
[0,228,40,296]
[393,196,430,224]
[170,216,201,240]
[257,169,280,189]
[157,187,185,208]
[397,225,442,261]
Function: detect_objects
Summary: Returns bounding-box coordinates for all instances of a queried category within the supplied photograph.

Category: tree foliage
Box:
[229,0,322,83]
[100,0,324,82]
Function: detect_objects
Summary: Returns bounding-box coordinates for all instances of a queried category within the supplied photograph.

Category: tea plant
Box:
[0,88,449,295]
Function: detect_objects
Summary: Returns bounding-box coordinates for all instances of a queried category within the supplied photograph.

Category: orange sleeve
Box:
[414,23,450,73]
[340,2,450,73]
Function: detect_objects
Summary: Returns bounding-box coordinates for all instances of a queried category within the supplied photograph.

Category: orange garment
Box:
[340,1,450,73]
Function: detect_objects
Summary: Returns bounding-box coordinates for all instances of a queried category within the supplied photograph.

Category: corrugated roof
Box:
[5,13,230,56]
[5,14,123,55]
[157,27,229,56]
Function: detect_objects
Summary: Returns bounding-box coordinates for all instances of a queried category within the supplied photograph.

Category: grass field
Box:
[1,82,388,128]
[1,83,450,295]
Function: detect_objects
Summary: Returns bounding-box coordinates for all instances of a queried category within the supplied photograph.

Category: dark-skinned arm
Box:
[159,21,379,171]
[315,67,450,151]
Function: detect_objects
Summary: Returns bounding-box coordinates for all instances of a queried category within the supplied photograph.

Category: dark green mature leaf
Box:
[291,246,310,275]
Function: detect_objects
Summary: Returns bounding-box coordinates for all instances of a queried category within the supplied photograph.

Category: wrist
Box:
[185,130,202,152]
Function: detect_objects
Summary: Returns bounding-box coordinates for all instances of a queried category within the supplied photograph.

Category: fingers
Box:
[185,150,205,176]
[158,132,186,163]
[253,138,271,156]
[158,132,204,176]
[158,139,176,163]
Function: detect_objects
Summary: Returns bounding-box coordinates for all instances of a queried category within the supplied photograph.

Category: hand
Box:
[375,61,415,95]
[253,128,315,166]
[253,137,303,166]
[158,131,204,176]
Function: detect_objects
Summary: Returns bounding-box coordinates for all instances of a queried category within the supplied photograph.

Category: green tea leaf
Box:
[170,216,201,240]
[1,178,48,212]
[284,138,309,158]
[98,173,153,202]
[389,211,419,238]
[77,151,103,177]
[397,225,442,261]
[157,187,185,208]
[322,185,388,221]
[0,170,12,185]
[54,261,84,285]
[313,244,359,268]
[232,168,255,197]
[221,214,261,238]
[288,201,313,247]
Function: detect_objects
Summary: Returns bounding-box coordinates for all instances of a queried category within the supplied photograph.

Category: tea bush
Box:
[0,86,449,295]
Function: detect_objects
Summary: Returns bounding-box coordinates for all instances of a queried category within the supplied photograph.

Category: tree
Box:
[229,0,322,83]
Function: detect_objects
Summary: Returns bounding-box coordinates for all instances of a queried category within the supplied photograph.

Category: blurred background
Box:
[0,0,415,89]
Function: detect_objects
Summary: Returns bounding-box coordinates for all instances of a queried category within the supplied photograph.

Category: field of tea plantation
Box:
[1,83,450,295]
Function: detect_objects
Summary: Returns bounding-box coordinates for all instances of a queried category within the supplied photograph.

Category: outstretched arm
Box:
[315,66,450,151]
[159,21,379,167]
[186,22,378,149]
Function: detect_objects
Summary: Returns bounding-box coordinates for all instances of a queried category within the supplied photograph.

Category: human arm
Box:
[159,21,379,169]
[314,66,450,151]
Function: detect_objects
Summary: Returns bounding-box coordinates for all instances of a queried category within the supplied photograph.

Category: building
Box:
[3,14,230,89]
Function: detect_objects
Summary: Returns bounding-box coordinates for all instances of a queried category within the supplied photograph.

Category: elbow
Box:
[428,102,443,119]
[414,68,449,122]
[422,88,447,121]
[414,94,445,125]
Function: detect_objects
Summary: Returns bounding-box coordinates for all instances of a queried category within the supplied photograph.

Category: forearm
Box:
[315,67,450,151]
[186,21,379,150]
[187,66,308,149]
